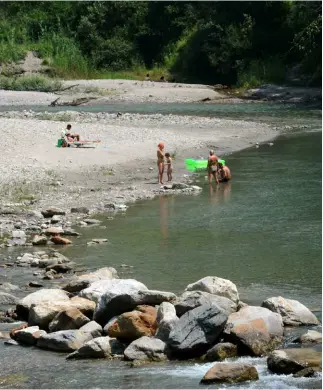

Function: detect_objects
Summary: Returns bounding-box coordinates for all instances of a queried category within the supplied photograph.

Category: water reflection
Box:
[209,182,232,204]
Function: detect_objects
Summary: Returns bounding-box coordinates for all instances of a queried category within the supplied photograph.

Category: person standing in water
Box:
[207,150,219,184]
[165,152,173,182]
[157,142,165,184]
[216,161,232,183]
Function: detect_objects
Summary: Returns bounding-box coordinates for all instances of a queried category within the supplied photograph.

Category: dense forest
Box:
[0,1,321,86]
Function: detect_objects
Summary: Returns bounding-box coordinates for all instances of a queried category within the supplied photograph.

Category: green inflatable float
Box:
[185,158,226,172]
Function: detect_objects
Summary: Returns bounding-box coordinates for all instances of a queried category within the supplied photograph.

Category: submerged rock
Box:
[298,330,322,344]
[0,292,19,305]
[185,276,239,304]
[267,348,322,375]
[168,303,228,358]
[262,296,320,326]
[124,336,167,361]
[223,306,284,356]
[200,362,259,384]
[205,342,238,362]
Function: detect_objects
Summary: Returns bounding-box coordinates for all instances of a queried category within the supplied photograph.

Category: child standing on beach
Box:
[165,153,173,182]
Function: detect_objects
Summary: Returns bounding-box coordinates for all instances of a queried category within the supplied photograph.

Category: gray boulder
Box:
[175,291,237,317]
[168,303,228,358]
[41,208,66,218]
[66,336,125,359]
[15,326,46,345]
[80,279,146,304]
[185,276,239,303]
[37,329,92,352]
[63,267,118,294]
[8,230,26,245]
[124,336,167,361]
[223,306,284,356]
[32,235,48,246]
[205,342,238,361]
[79,321,103,338]
[16,288,70,319]
[0,292,19,305]
[155,302,179,342]
[94,289,176,325]
[267,348,322,375]
[262,296,320,326]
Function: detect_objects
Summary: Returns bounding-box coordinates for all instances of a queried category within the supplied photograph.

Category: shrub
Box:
[0,75,62,92]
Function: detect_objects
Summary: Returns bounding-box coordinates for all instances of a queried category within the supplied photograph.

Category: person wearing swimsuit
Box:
[216,162,232,183]
[207,150,219,184]
[157,142,165,184]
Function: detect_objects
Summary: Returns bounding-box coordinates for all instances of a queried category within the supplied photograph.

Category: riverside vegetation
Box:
[0,1,321,87]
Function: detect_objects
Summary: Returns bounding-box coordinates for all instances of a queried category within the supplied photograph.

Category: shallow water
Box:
[0,104,321,389]
[55,131,321,310]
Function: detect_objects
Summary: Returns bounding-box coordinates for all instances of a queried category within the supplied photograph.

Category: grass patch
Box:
[0,75,62,92]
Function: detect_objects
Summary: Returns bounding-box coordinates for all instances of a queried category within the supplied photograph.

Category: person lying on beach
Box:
[207,150,219,184]
[165,152,173,182]
[216,161,232,183]
[157,142,165,184]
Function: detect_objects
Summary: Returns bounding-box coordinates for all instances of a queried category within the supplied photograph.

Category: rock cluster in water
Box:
[1,266,321,384]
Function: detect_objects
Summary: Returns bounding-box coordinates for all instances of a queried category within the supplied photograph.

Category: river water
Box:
[0,103,321,388]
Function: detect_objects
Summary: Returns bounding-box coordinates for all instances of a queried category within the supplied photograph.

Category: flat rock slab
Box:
[267,348,322,375]
[201,362,259,384]
[298,330,322,344]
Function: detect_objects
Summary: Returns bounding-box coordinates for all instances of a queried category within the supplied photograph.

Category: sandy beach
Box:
[0,80,283,234]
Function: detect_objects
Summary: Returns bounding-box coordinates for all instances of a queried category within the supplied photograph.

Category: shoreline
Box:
[0,110,277,238]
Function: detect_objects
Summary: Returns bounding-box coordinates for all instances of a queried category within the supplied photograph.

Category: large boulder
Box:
[15,326,46,345]
[267,348,322,375]
[79,321,102,338]
[94,289,176,325]
[66,336,125,359]
[185,277,239,303]
[63,267,118,293]
[37,329,92,352]
[168,303,228,358]
[175,291,237,317]
[28,297,95,328]
[124,336,167,361]
[205,342,238,362]
[16,289,70,319]
[200,362,259,384]
[155,302,179,342]
[223,306,284,356]
[298,330,322,344]
[107,305,157,341]
[48,308,90,332]
[80,278,147,305]
[262,297,320,326]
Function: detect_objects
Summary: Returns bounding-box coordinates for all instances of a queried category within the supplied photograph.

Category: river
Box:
[0,103,321,388]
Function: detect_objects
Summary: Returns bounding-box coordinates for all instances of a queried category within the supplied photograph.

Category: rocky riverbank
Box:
[0,259,321,385]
